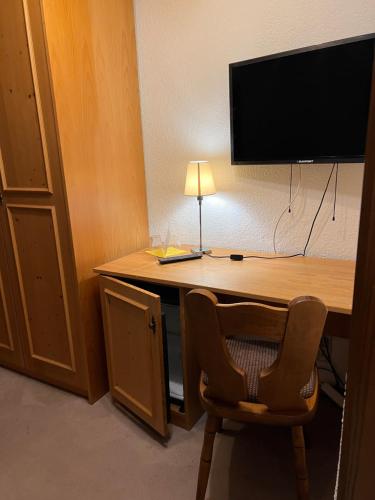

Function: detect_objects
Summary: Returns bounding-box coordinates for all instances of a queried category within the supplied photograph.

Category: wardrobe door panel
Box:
[7,204,75,371]
[0,0,51,193]
[0,0,87,394]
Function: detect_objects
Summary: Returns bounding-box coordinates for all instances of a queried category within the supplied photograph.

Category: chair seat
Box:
[205,338,315,403]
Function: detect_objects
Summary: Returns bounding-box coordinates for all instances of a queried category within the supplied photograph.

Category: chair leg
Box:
[291,426,309,500]
[196,414,221,500]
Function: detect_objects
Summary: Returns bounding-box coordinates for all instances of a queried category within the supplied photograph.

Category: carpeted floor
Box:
[0,367,341,500]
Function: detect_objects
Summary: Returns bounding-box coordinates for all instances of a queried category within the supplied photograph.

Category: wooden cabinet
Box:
[99,275,204,436]
[0,0,149,401]
[100,277,168,436]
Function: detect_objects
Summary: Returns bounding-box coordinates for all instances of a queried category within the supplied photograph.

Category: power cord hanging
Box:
[302,163,336,256]
[273,164,302,253]
[208,162,339,260]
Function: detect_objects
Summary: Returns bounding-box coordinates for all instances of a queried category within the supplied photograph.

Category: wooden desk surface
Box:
[94,247,356,315]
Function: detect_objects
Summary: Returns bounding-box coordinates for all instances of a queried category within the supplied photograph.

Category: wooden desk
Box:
[95,247,355,314]
[95,247,355,436]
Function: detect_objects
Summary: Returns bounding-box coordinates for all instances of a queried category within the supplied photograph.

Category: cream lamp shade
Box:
[184,161,216,197]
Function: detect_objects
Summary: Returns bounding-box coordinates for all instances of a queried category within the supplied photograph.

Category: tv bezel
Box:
[229,33,375,165]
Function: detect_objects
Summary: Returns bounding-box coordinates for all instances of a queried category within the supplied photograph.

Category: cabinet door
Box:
[100,276,168,437]
[0,0,86,392]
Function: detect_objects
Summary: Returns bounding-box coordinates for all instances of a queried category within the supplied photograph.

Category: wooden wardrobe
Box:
[0,0,149,402]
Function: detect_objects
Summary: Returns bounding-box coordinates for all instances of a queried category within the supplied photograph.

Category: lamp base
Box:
[191,248,212,255]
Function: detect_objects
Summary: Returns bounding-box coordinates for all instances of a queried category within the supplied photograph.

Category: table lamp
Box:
[184,160,216,254]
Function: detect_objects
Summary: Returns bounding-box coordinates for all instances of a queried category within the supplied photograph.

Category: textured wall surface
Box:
[134,0,375,259]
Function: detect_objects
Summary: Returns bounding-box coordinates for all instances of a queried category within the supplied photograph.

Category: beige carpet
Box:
[0,367,340,500]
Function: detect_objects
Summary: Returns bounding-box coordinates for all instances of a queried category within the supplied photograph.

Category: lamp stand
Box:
[191,195,212,254]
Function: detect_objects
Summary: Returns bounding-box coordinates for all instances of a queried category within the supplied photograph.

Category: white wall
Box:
[134,0,375,259]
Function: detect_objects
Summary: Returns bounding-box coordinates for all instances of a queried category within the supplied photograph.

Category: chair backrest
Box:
[185,289,328,412]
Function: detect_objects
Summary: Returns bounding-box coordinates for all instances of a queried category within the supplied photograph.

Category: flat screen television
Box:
[230,34,375,165]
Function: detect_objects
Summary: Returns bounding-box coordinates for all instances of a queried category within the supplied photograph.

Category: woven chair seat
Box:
[204,338,315,403]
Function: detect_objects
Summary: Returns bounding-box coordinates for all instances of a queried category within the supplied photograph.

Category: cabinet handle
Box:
[149,316,156,334]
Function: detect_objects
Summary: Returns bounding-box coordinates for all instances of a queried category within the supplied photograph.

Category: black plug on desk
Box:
[230,254,244,261]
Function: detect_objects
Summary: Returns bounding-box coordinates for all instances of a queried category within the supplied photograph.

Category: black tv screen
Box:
[230,34,375,165]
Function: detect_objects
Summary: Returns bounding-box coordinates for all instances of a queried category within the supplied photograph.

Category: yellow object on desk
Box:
[145,247,188,258]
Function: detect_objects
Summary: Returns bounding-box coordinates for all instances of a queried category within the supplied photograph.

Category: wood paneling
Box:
[100,276,168,437]
[41,0,149,277]
[41,0,149,402]
[0,0,149,401]
[0,0,51,192]
[0,0,86,389]
[7,204,75,370]
[107,292,153,412]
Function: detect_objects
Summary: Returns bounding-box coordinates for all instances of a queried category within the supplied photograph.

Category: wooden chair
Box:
[185,289,328,500]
